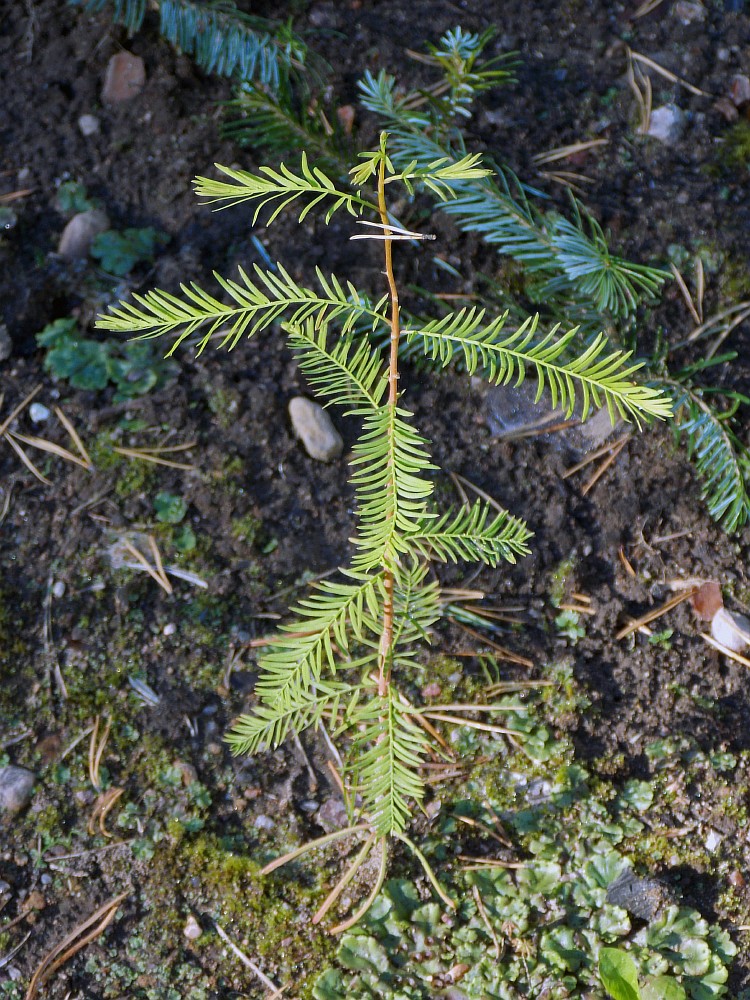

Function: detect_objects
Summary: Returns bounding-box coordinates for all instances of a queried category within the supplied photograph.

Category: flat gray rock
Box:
[289,396,343,462]
[0,766,35,815]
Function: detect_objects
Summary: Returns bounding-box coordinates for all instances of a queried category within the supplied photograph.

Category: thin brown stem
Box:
[376,149,400,698]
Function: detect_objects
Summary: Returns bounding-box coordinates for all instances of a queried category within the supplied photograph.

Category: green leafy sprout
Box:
[97,127,671,929]
[37,317,174,400]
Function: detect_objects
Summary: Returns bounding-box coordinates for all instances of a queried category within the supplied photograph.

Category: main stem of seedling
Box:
[377,154,399,700]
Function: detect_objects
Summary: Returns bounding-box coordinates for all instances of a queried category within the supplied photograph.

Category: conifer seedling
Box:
[97,133,671,928]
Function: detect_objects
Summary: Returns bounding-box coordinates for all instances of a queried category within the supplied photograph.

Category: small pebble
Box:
[0,324,12,362]
[705,829,722,852]
[163,622,176,636]
[300,799,320,812]
[711,607,750,652]
[336,104,355,135]
[647,104,686,145]
[288,396,343,462]
[6,968,21,983]
[183,914,202,940]
[316,797,349,833]
[78,114,101,137]
[40,874,52,886]
[102,51,146,103]
[253,814,275,830]
[58,209,109,260]
[674,0,706,22]
[0,766,35,816]
[51,580,66,598]
[690,581,723,620]
[29,403,51,423]
[730,74,750,107]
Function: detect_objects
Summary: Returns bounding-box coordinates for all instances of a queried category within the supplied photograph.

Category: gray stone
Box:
[315,796,349,833]
[288,396,343,462]
[57,209,109,260]
[78,114,101,137]
[485,381,621,458]
[0,766,35,815]
[0,324,11,362]
[102,51,146,103]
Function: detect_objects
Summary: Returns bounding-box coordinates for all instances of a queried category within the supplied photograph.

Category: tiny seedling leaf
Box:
[599,947,641,1000]
[154,491,188,524]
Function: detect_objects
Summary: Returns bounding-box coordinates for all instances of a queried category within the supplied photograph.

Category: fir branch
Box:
[96,265,387,355]
[405,500,533,567]
[287,319,388,413]
[227,680,359,755]
[350,687,427,836]
[75,0,306,86]
[390,561,442,652]
[194,156,376,222]
[405,309,673,427]
[358,74,667,320]
[223,85,351,177]
[349,405,437,571]
[667,383,750,533]
[253,573,384,711]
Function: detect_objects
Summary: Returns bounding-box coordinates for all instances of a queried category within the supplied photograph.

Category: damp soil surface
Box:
[2,0,750,997]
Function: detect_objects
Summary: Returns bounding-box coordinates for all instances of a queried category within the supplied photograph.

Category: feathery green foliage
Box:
[97,131,669,924]
[667,383,750,533]
[356,28,749,533]
[74,0,306,86]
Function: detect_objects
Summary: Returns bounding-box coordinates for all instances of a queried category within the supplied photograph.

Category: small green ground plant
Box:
[37,317,174,399]
[98,133,670,927]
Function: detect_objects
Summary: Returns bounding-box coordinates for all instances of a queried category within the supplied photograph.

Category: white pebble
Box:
[253,814,275,831]
[704,829,722,853]
[78,114,101,137]
[29,403,51,423]
[183,914,202,940]
[163,622,176,636]
[647,104,686,145]
[711,607,750,652]
[52,581,66,598]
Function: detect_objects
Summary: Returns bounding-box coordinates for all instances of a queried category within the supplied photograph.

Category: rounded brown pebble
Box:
[102,52,146,103]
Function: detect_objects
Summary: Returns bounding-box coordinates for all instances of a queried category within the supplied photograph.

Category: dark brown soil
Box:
[2,0,750,997]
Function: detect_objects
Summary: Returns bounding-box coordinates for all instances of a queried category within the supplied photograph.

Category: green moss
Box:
[205,387,241,430]
[549,555,578,607]
[231,512,262,547]
[717,120,750,173]
[145,832,339,996]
